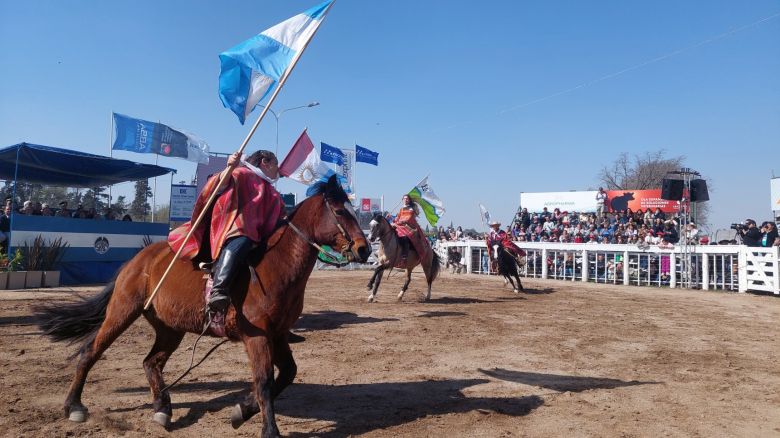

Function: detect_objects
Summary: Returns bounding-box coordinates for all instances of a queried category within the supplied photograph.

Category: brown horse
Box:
[34,176,369,438]
[365,213,440,302]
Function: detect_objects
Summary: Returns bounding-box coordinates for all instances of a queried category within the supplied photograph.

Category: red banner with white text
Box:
[606,189,681,213]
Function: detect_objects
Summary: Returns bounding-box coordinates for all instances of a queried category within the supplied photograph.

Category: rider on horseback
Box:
[391,194,420,263]
[486,220,526,263]
[168,150,284,315]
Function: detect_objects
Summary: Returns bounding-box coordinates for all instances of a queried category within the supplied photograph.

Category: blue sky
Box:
[1,1,778,232]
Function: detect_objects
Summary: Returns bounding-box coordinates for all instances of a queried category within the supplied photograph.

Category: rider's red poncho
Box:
[168,166,284,261]
[486,229,526,258]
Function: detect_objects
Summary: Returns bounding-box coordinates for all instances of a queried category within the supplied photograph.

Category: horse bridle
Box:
[285,194,358,265]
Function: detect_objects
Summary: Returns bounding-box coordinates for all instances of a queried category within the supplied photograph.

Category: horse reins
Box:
[285,195,357,267]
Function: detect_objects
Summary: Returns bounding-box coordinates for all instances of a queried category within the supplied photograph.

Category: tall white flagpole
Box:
[145,0,337,310]
[108,111,114,212]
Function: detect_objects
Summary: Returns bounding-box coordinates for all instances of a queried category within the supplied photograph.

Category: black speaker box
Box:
[661,178,684,201]
[690,179,709,202]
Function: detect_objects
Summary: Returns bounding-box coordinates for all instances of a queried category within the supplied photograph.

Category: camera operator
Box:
[737,219,762,247]
[760,221,779,247]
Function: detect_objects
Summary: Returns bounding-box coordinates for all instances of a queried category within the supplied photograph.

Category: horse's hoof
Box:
[152,412,171,428]
[367,295,375,303]
[231,404,246,429]
[68,408,87,423]
[397,291,404,301]
[513,289,519,294]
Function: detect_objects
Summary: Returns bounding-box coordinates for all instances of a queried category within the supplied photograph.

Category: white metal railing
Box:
[436,240,779,295]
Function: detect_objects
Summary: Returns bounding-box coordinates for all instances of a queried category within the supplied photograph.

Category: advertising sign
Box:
[196,155,229,194]
[360,198,381,212]
[169,184,197,222]
[605,189,680,213]
[772,178,780,212]
[520,191,598,213]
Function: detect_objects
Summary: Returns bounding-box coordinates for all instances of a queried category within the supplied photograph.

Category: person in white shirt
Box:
[595,187,608,217]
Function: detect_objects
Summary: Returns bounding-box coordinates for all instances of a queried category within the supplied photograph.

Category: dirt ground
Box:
[1,270,779,437]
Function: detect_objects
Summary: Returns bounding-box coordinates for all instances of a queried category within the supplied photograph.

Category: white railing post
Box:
[701,253,710,291]
[541,248,548,279]
[773,246,780,295]
[581,249,588,282]
[738,247,748,293]
[623,250,630,286]
[465,242,473,274]
[670,251,677,289]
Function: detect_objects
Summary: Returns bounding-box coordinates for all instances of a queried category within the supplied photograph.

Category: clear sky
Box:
[1,1,778,233]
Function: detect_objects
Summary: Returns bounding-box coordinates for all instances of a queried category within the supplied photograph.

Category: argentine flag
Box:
[218,1,334,124]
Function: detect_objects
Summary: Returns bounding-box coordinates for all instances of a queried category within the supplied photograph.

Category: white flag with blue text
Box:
[218,1,333,124]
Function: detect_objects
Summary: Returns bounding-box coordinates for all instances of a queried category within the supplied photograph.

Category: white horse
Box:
[366,214,440,302]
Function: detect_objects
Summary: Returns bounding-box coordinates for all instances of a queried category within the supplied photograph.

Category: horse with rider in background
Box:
[366,194,440,302]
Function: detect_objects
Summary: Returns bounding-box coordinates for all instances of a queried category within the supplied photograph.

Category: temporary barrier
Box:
[436,240,779,295]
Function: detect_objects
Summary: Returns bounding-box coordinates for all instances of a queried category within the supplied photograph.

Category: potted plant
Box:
[41,237,68,287]
[7,249,27,289]
[21,235,45,288]
[0,253,9,290]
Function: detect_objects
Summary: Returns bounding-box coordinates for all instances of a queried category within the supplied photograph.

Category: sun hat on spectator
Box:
[23,200,32,208]
[41,203,49,209]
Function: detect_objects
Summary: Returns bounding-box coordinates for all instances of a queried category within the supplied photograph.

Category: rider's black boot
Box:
[207,237,253,315]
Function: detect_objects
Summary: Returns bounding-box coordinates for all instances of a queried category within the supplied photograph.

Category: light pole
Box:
[259,101,320,157]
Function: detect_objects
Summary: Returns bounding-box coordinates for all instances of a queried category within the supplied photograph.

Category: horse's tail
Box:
[34,280,115,345]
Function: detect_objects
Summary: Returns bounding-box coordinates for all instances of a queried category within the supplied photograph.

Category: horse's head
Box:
[303,175,370,263]
[367,212,389,243]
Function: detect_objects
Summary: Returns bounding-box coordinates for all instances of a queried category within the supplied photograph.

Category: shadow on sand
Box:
[114,378,543,435]
[479,368,660,392]
[294,310,397,332]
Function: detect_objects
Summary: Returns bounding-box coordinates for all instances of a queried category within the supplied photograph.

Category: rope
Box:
[161,313,229,393]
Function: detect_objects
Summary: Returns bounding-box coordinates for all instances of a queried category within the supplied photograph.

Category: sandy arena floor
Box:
[1,270,778,437]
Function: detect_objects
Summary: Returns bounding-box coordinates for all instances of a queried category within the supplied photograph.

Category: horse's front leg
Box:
[243,335,279,438]
[368,266,385,302]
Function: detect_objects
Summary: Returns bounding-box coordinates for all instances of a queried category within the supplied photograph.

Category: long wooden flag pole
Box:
[144,2,336,310]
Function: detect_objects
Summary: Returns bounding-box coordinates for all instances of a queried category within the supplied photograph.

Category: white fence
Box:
[437,240,780,295]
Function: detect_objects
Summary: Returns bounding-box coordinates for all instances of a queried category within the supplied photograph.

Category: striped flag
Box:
[218,1,334,124]
[407,177,445,226]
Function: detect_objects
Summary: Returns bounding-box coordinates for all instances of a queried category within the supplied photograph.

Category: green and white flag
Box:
[408,177,445,226]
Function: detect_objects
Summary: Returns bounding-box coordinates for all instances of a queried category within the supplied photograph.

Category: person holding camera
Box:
[760,221,779,247]
[737,219,762,247]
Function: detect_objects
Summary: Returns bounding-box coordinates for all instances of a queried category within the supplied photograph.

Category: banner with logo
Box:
[195,155,229,194]
[169,184,197,221]
[606,189,680,213]
[520,191,598,213]
[360,197,381,212]
[339,149,355,197]
[772,178,780,212]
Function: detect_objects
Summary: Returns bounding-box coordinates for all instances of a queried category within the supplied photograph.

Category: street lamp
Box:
[259,101,320,157]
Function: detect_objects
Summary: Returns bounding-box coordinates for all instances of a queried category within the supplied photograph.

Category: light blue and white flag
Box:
[218,0,334,124]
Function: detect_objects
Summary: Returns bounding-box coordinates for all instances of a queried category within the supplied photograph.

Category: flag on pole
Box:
[279,129,352,196]
[320,142,345,165]
[479,204,492,227]
[355,144,379,165]
[408,177,446,226]
[112,113,210,163]
[218,0,334,124]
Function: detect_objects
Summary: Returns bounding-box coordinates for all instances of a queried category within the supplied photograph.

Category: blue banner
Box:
[355,144,379,166]
[320,142,345,165]
[112,113,209,163]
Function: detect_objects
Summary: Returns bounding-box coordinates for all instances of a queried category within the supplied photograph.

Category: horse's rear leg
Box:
[243,336,280,438]
[398,268,412,301]
[515,274,525,292]
[232,337,296,430]
[368,266,385,302]
[505,275,519,293]
[142,320,184,428]
[65,297,143,421]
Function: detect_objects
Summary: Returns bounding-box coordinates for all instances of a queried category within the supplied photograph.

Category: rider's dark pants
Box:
[208,236,254,312]
[399,236,410,261]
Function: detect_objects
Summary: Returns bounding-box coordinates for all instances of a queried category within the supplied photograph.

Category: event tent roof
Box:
[0,143,175,187]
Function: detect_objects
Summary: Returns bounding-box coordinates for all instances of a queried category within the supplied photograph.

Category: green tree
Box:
[130,180,152,221]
